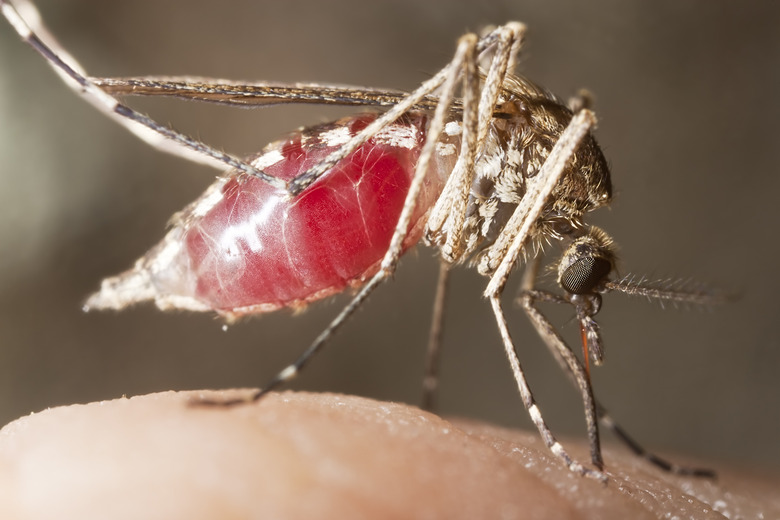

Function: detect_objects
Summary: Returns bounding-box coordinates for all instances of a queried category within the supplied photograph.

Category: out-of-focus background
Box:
[1,1,778,472]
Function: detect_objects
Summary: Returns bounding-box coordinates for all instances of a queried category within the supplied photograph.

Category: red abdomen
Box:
[88,113,455,318]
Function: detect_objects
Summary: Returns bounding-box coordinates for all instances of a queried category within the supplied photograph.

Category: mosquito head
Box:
[555,226,616,369]
[558,227,615,299]
[552,225,725,370]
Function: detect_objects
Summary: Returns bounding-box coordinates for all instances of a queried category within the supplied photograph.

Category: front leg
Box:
[517,288,603,470]
[489,294,606,480]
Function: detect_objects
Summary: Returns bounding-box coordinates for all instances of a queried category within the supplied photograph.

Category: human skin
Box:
[0,390,776,519]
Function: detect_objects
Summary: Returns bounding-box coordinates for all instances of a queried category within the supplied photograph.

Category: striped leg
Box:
[491,296,606,481]
[518,291,603,470]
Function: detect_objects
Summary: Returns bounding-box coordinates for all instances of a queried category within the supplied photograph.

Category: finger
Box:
[0,391,775,519]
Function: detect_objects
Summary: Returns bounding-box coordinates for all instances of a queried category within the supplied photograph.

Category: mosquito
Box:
[2,0,719,481]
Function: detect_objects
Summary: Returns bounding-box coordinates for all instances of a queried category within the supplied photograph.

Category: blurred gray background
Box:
[1,1,778,473]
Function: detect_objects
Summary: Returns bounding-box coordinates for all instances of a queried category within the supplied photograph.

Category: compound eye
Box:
[560,256,611,295]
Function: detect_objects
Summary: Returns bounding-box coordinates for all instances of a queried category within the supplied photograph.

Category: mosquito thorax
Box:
[438,76,612,275]
[557,227,616,296]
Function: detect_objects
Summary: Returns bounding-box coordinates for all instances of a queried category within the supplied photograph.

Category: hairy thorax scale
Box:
[426,75,612,274]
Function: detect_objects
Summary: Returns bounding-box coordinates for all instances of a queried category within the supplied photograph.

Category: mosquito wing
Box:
[93,77,445,110]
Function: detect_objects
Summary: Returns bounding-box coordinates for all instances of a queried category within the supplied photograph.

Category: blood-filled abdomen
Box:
[86,113,455,319]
